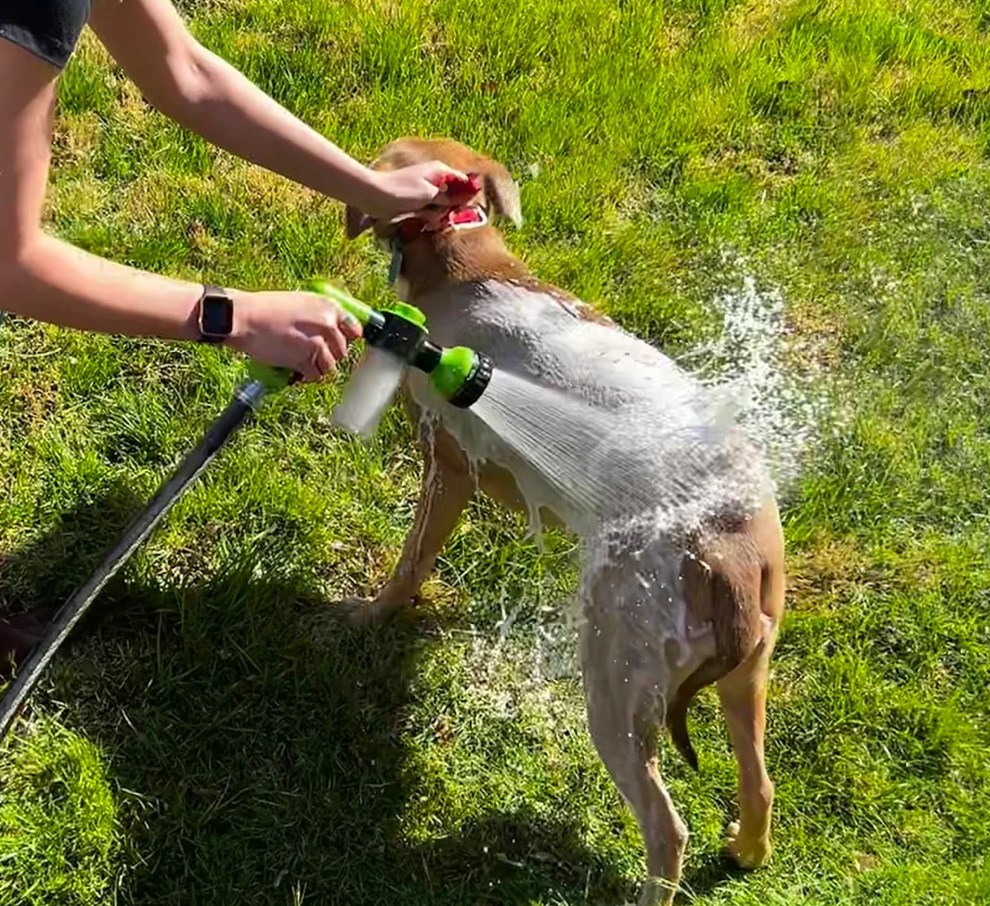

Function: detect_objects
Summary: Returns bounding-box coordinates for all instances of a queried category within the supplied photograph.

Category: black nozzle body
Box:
[362,311,442,374]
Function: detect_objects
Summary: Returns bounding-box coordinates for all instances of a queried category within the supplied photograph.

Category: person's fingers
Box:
[297,357,320,383]
[296,348,320,382]
[433,168,479,206]
[297,340,334,383]
[430,161,469,184]
[314,340,337,379]
[340,312,363,341]
[326,302,363,341]
[294,339,325,383]
[322,322,348,363]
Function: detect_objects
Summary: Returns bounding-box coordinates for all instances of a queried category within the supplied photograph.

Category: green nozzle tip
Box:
[431,347,493,408]
[432,347,476,400]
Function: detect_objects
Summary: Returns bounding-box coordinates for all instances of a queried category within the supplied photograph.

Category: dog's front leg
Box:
[357,434,475,622]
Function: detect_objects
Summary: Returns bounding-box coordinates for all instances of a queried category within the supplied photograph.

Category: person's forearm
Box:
[157,45,380,210]
[2,232,362,380]
[2,234,202,339]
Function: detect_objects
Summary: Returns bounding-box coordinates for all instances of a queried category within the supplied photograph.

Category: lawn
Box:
[3,0,990,903]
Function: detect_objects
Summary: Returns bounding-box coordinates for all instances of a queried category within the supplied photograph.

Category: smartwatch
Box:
[197,285,234,344]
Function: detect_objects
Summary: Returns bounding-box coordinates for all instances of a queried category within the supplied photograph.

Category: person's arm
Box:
[88,0,464,221]
[0,38,357,381]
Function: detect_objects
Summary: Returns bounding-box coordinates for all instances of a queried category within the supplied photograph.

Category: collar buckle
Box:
[388,235,404,285]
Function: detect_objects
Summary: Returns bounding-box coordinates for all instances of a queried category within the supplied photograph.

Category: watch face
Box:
[201,294,233,337]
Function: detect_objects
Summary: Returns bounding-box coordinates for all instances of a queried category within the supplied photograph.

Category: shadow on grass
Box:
[679,852,749,901]
[0,487,639,905]
[0,484,147,674]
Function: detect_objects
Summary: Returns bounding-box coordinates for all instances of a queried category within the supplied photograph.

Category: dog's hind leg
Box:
[717,631,776,868]
[581,619,687,906]
[717,509,784,868]
[357,433,474,621]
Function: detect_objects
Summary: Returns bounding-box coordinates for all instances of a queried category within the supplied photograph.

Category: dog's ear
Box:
[344,205,374,240]
[481,166,523,227]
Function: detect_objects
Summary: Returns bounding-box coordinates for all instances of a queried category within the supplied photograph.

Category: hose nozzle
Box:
[433,346,494,408]
[309,280,493,409]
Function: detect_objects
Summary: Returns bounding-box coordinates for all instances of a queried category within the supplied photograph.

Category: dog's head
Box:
[344,137,522,241]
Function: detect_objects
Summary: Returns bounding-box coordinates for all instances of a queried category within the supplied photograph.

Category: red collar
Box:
[395,205,488,243]
[388,204,488,285]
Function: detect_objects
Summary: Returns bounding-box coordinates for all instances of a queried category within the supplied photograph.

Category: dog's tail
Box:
[665,659,731,772]
[665,549,768,771]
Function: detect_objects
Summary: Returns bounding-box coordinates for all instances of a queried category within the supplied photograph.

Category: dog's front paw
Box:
[725,820,772,869]
[637,876,677,906]
[340,595,413,625]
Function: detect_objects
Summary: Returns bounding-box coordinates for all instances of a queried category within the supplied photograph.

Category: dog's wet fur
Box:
[344,138,786,906]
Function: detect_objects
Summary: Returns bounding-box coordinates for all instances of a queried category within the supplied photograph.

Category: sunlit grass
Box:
[2,0,990,903]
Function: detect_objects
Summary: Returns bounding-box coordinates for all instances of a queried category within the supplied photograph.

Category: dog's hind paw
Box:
[725,820,772,869]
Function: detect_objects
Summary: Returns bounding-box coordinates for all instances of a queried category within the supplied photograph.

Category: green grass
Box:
[3,0,990,902]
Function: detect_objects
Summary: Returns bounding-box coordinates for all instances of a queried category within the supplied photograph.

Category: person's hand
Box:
[358,161,471,222]
[226,290,363,382]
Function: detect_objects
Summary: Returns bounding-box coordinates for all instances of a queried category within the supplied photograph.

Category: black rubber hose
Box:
[0,382,264,742]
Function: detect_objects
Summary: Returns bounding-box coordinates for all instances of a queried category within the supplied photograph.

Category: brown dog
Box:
[345,138,785,905]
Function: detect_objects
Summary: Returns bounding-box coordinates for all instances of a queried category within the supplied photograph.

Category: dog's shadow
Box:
[0,487,740,905]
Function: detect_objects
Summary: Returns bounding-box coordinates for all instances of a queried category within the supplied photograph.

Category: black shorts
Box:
[0,0,92,69]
